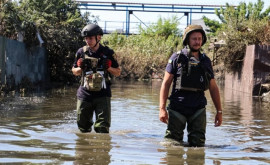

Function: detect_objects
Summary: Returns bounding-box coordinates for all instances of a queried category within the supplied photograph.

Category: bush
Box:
[213,0,270,73]
[103,33,182,79]
[101,15,183,80]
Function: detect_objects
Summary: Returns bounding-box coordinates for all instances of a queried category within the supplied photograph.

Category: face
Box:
[85,35,101,48]
[188,32,203,52]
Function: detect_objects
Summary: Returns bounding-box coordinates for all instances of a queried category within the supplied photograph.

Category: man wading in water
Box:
[159,25,222,147]
[72,24,120,133]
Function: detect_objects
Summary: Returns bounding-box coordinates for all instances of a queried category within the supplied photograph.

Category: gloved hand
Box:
[77,58,84,69]
[104,59,112,69]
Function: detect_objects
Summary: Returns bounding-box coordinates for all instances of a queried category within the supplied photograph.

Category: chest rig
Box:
[175,49,211,92]
[81,46,109,91]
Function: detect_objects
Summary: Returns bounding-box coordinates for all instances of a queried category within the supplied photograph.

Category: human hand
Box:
[214,112,222,127]
[77,58,84,69]
[72,67,82,76]
[159,108,168,124]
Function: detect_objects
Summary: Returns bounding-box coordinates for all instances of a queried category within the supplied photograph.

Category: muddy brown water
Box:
[0,80,270,164]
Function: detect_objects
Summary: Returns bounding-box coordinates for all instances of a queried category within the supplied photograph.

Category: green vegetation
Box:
[0,0,97,83]
[105,0,270,78]
[139,16,180,39]
[202,16,222,36]
[1,0,270,83]
[102,16,182,79]
[205,0,270,73]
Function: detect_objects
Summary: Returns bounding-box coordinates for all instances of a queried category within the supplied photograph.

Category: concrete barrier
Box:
[225,45,270,96]
[0,36,48,88]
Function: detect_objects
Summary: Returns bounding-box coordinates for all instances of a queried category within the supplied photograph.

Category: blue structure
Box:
[76,1,224,36]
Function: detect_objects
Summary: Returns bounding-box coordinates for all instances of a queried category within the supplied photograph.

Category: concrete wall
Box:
[225,44,270,95]
[0,36,48,86]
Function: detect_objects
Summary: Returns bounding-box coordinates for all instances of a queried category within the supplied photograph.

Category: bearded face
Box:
[188,32,203,52]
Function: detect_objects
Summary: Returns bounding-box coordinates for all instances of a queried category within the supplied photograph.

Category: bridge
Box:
[75,1,226,35]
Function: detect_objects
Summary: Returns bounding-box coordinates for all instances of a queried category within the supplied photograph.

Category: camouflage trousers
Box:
[76,97,111,133]
[165,108,206,147]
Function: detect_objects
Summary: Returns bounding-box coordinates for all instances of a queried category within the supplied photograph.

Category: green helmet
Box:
[182,25,207,46]
[81,24,103,37]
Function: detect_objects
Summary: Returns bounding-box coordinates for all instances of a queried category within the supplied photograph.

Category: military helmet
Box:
[182,25,207,46]
[81,24,103,37]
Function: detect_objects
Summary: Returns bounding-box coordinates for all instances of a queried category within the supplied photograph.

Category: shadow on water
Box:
[0,80,270,164]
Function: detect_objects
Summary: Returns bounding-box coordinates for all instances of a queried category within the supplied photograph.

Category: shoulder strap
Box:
[176,48,189,65]
[80,46,90,86]
[83,46,89,53]
[82,46,91,59]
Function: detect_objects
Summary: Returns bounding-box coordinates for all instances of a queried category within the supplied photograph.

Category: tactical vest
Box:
[175,50,211,92]
[80,46,110,91]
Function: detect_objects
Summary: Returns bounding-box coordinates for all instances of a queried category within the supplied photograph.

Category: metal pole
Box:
[125,7,130,36]
[104,21,107,33]
[184,12,189,26]
[123,22,124,34]
[190,9,192,25]
[132,13,148,28]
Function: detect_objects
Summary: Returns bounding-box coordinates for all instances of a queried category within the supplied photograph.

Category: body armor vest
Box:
[81,46,109,91]
[175,50,211,92]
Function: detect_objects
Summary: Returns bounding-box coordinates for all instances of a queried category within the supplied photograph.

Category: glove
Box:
[77,58,84,69]
[104,59,112,69]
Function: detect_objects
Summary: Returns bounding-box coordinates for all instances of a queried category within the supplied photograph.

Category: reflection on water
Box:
[75,133,112,164]
[0,80,270,164]
[159,140,206,165]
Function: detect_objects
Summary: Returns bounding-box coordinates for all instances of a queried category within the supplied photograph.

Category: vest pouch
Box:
[84,72,103,91]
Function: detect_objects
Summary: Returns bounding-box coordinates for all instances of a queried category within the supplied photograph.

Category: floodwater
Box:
[0,80,270,165]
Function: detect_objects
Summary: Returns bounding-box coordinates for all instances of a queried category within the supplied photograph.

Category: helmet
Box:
[182,25,207,46]
[81,24,103,37]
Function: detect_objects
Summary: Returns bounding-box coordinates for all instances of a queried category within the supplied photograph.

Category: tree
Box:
[139,15,180,39]
[0,0,21,40]
[215,0,270,29]
[202,16,222,36]
[0,0,98,83]
[213,0,270,72]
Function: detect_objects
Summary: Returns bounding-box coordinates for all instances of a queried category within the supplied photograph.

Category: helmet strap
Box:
[93,35,100,48]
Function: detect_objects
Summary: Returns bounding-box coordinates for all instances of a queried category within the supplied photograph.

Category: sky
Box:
[78,0,270,33]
